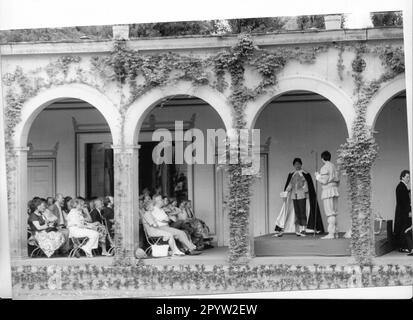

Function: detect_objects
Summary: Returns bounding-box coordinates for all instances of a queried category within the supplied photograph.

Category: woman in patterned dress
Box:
[28,198,66,258]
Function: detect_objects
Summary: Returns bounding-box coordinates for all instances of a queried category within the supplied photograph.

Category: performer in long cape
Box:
[274,158,325,236]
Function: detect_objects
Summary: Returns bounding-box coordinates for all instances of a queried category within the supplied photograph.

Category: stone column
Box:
[112,145,140,257]
[8,147,29,259]
[227,130,255,263]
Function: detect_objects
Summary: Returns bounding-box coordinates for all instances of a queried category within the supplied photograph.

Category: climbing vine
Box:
[2,33,405,267]
[338,42,405,266]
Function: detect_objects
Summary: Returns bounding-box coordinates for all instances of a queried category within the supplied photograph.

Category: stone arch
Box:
[14,83,122,148]
[245,75,354,136]
[123,81,233,146]
[8,83,121,258]
[366,74,406,129]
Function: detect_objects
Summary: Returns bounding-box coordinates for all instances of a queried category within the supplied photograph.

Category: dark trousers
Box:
[404,229,413,251]
[293,199,307,226]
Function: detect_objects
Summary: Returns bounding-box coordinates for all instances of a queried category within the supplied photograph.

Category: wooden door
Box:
[27,159,55,200]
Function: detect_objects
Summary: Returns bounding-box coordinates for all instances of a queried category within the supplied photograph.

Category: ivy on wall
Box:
[2,34,405,267]
[338,42,405,266]
[88,35,332,264]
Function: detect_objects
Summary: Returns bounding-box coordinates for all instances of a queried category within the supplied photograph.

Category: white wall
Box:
[371,97,409,222]
[28,107,107,197]
[254,98,351,232]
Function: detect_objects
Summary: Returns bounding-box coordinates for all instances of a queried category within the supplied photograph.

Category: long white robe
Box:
[274,192,311,233]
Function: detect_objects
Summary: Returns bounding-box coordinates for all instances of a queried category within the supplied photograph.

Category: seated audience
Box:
[102,196,115,238]
[48,194,70,254]
[66,198,100,258]
[172,200,212,250]
[28,198,66,257]
[46,197,55,207]
[63,196,73,215]
[90,198,112,256]
[150,195,201,255]
[49,194,67,226]
[140,200,185,256]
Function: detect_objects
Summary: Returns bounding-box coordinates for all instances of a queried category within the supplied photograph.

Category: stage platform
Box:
[254,233,351,257]
[254,231,394,257]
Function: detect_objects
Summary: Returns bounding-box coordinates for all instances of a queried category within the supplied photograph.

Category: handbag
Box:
[151,244,169,257]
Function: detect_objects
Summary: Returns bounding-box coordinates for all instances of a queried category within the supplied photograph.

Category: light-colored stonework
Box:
[0,27,406,260]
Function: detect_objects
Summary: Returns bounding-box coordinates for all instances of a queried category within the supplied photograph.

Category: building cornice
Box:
[0,27,404,56]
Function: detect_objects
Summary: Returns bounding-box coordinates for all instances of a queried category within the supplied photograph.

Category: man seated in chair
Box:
[150,195,201,255]
[88,198,112,256]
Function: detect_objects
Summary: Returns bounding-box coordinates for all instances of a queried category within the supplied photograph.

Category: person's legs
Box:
[322,197,337,239]
[145,227,184,255]
[70,227,99,256]
[166,234,184,255]
[58,228,71,254]
[404,230,413,253]
[159,226,196,251]
[83,229,99,256]
[293,199,307,234]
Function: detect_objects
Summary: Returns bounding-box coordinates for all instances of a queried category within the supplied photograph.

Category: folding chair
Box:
[27,228,44,258]
[102,218,115,256]
[140,211,168,256]
[68,237,88,258]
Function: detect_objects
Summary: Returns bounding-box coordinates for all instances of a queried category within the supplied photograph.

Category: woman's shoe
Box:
[101,251,113,257]
[186,250,202,256]
[81,247,93,258]
[321,234,335,240]
[172,250,185,256]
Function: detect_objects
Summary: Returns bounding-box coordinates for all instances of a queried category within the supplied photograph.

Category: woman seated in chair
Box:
[66,198,101,258]
[28,198,66,258]
[140,200,185,256]
[184,200,212,243]
[168,200,212,250]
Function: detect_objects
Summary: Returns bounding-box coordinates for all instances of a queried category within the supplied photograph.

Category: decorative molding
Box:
[71,113,197,133]
[72,117,109,133]
[214,136,271,155]
[27,142,59,159]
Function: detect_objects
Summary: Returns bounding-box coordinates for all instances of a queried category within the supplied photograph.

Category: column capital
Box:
[12,146,30,153]
[111,144,140,154]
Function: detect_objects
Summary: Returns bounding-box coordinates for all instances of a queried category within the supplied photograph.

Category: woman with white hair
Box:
[66,198,100,258]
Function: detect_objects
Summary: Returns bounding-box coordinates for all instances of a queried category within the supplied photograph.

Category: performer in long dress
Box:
[315,150,340,239]
[274,158,324,237]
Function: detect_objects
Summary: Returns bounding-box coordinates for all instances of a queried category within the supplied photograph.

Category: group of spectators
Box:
[27,194,114,258]
[27,188,214,258]
[139,188,213,256]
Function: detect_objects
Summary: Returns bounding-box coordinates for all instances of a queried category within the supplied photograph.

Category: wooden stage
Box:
[254,231,393,257]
